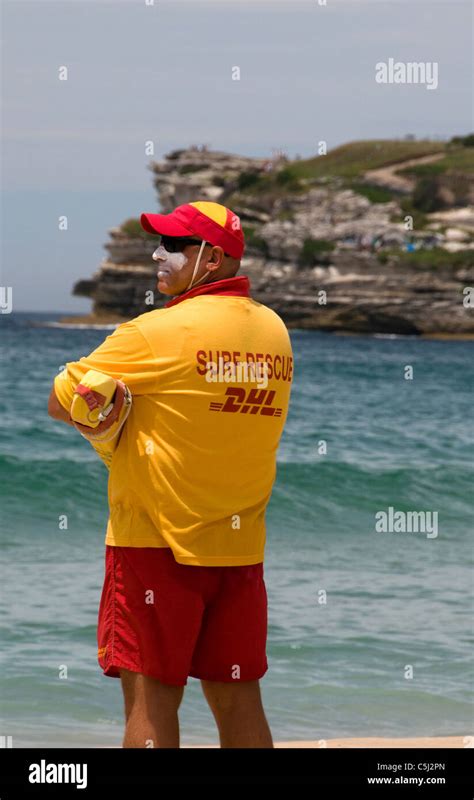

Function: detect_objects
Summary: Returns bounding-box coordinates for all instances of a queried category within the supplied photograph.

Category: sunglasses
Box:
[159,236,231,257]
[158,236,206,253]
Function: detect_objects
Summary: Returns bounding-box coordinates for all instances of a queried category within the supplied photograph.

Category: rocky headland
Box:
[65,139,474,336]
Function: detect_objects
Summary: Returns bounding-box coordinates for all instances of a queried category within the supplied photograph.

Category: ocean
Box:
[1,311,472,747]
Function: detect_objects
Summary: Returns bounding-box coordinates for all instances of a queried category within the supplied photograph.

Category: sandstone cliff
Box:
[68,142,474,336]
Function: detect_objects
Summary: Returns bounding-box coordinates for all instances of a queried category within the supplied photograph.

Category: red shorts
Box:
[97,545,268,686]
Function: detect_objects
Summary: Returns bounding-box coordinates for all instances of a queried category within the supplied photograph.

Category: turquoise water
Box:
[1,312,473,747]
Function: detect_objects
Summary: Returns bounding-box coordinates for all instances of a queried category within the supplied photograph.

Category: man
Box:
[48,200,294,748]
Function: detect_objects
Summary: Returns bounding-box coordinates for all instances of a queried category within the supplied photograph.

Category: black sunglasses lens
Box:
[161,237,203,252]
[160,237,176,252]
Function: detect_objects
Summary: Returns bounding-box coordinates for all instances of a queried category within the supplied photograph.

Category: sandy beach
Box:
[185,736,468,748]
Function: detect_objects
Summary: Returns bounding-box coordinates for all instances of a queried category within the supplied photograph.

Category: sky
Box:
[1,0,473,311]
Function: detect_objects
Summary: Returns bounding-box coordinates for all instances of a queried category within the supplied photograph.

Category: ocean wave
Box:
[0,453,107,511]
[271,460,473,522]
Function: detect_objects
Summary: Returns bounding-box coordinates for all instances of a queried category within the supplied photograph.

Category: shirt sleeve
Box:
[53,321,158,412]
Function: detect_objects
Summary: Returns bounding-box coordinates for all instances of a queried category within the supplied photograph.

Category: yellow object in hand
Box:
[70,369,132,469]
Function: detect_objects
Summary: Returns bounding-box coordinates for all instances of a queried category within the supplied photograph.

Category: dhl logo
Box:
[209,388,282,417]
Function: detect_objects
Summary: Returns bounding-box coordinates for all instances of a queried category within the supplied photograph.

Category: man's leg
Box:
[201,679,273,748]
[120,668,185,748]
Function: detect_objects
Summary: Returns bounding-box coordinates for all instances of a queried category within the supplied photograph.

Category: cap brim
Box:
[140,212,193,237]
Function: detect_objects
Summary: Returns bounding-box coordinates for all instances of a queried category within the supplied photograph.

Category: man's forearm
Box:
[48,385,76,426]
[52,408,76,427]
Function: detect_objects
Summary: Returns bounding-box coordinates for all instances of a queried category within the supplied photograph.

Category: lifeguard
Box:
[48,200,294,749]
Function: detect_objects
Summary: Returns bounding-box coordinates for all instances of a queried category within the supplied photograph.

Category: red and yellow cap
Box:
[140,201,245,259]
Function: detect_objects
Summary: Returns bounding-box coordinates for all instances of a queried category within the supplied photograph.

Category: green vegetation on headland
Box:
[396,135,474,177]
[233,140,446,198]
[120,217,158,240]
[242,224,270,256]
[377,248,474,270]
[397,148,474,177]
[230,136,474,216]
[298,238,335,266]
[349,183,394,204]
[277,140,446,181]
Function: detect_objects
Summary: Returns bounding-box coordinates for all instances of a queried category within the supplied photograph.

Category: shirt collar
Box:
[165,275,251,308]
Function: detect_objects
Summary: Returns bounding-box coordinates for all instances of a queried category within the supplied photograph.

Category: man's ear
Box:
[207,246,225,271]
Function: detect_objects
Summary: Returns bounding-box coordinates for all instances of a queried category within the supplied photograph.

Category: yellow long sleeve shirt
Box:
[54,275,293,565]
